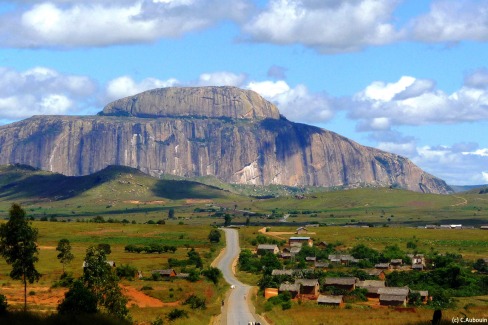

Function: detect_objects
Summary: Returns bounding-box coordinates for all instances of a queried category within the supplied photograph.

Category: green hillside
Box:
[0,164,487,227]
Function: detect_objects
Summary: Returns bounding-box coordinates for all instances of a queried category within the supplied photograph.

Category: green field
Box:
[0,221,225,324]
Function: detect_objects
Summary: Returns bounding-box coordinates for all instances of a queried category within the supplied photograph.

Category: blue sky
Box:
[0,0,487,185]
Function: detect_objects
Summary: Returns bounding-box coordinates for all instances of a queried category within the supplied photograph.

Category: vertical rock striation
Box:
[0,86,452,194]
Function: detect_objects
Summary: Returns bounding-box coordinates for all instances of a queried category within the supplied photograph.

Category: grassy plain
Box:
[0,221,225,324]
[0,165,488,324]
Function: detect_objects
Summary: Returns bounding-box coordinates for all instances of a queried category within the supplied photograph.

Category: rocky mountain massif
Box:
[0,86,452,194]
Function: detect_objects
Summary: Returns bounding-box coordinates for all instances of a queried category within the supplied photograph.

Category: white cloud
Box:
[0,67,96,121]
[410,0,488,43]
[243,0,401,53]
[0,0,251,48]
[462,148,488,157]
[105,76,179,102]
[482,172,488,182]
[350,75,488,130]
[464,68,488,89]
[246,80,334,122]
[197,72,247,87]
[411,144,488,185]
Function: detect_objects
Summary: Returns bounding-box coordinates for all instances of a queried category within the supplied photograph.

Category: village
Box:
[248,226,488,311]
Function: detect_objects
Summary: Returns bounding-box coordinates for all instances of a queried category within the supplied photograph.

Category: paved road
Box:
[217,228,260,325]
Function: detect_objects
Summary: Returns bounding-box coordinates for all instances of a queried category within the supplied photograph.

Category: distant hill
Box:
[449,184,488,193]
[0,86,452,194]
[0,164,233,203]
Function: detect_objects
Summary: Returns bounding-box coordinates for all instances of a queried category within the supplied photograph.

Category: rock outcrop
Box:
[0,86,452,194]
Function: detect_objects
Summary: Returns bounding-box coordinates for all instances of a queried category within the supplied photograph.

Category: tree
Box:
[0,203,41,311]
[78,246,129,320]
[208,229,221,243]
[56,239,74,273]
[202,267,222,285]
[58,279,98,315]
[97,243,111,255]
[168,208,175,219]
[224,214,232,227]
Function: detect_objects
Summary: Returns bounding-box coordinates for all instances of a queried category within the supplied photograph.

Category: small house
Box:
[375,263,391,270]
[480,225,488,230]
[411,290,429,303]
[328,254,356,265]
[317,241,328,249]
[367,269,386,280]
[379,294,407,307]
[295,279,320,297]
[83,261,116,268]
[257,244,279,255]
[412,264,424,271]
[425,225,437,229]
[314,261,329,269]
[281,252,292,259]
[279,282,300,298]
[317,295,343,307]
[153,269,177,277]
[306,256,317,262]
[390,259,403,269]
[378,287,409,307]
[323,277,357,292]
[357,280,385,298]
[295,227,308,234]
[289,236,313,247]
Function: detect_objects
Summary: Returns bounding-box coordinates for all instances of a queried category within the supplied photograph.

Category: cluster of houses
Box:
[265,271,428,307]
[257,234,430,308]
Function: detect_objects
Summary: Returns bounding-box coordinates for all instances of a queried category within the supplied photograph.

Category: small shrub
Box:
[281,300,291,310]
[183,295,206,309]
[151,317,164,325]
[141,286,153,291]
[166,309,188,321]
[28,291,36,296]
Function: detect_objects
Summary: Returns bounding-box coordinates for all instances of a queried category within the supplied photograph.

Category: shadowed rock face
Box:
[0,87,452,194]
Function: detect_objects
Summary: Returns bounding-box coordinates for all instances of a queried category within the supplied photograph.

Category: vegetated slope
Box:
[0,164,234,204]
[0,86,452,194]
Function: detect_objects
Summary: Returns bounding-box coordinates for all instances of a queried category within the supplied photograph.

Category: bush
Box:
[166,309,188,321]
[116,264,138,279]
[141,286,153,291]
[183,295,206,309]
[202,267,222,285]
[281,300,291,310]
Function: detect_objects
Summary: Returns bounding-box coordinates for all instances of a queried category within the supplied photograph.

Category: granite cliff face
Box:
[0,86,452,194]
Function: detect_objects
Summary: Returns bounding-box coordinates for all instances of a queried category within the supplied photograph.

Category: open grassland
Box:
[0,221,225,324]
[1,165,488,228]
[239,225,488,260]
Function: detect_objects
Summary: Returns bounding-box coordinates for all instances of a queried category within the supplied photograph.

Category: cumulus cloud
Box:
[464,68,488,89]
[412,144,488,185]
[246,80,335,122]
[0,0,251,48]
[105,76,179,102]
[0,67,96,121]
[349,75,488,130]
[243,0,401,53]
[197,72,247,87]
[373,139,488,185]
[410,0,488,43]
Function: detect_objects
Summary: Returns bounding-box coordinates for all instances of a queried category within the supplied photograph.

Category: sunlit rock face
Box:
[0,86,452,194]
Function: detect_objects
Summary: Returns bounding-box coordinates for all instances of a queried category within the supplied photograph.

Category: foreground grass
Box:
[256,295,488,325]
[0,221,226,324]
